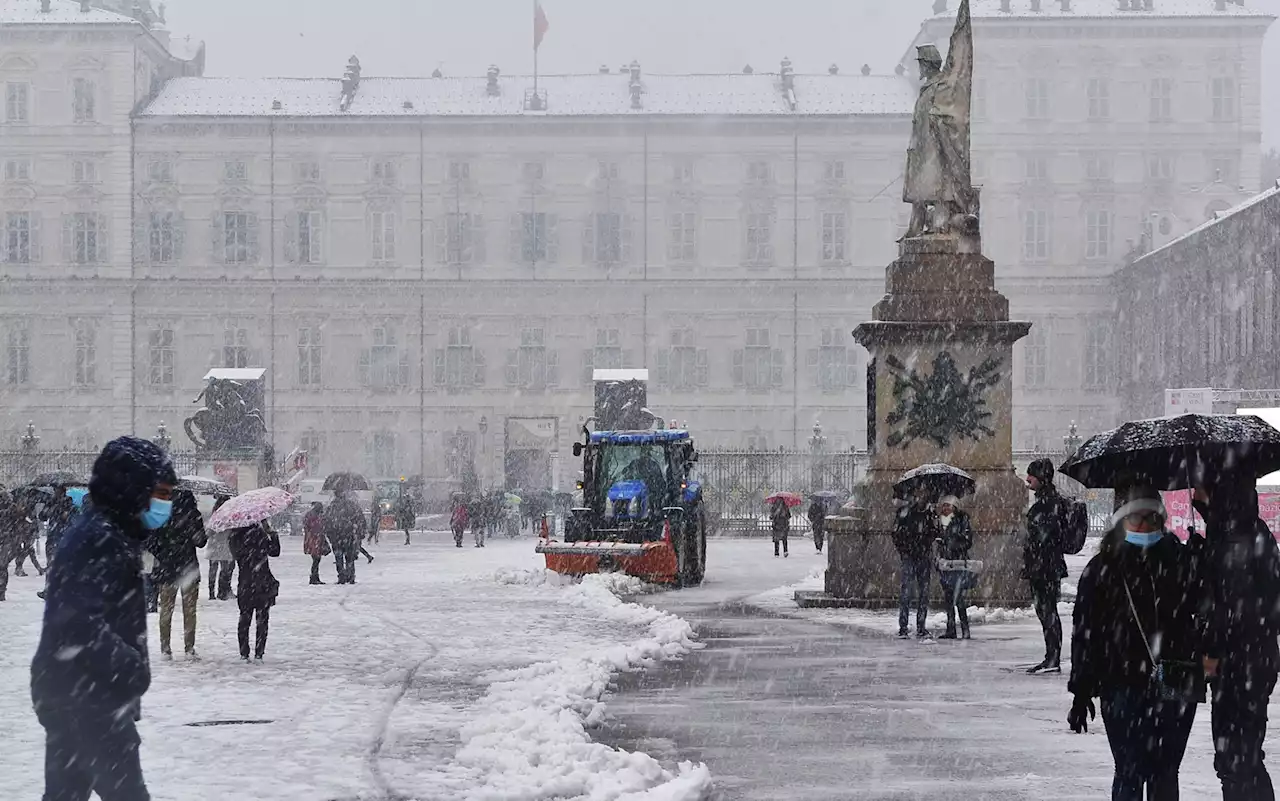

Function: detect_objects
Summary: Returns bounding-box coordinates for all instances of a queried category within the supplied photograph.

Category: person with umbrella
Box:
[324,487,367,584]
[934,495,974,640]
[1067,481,1204,799]
[40,485,78,567]
[11,491,44,578]
[0,489,23,601]
[451,498,469,548]
[205,495,235,601]
[31,437,176,800]
[303,501,331,585]
[807,497,827,554]
[770,496,792,558]
[894,484,939,639]
[228,520,281,661]
[147,489,208,660]
[1024,458,1067,674]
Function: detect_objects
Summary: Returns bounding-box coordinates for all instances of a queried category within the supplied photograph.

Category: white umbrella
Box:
[207,487,296,532]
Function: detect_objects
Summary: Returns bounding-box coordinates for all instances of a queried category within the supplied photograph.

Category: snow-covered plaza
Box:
[3,535,1276,800]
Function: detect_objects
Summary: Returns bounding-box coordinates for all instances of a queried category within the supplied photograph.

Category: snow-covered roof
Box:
[139,73,916,119]
[1137,182,1280,263]
[0,0,138,25]
[935,0,1273,19]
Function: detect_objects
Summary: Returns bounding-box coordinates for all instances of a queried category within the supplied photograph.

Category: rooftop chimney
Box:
[79,0,91,12]
[1060,0,1071,10]
[1000,0,1011,11]
[861,64,872,76]
[743,64,754,74]
[431,68,443,78]
[780,57,796,110]
[599,64,610,74]
[932,0,947,12]
[40,0,50,11]
[829,64,839,75]
[1030,0,1041,10]
[158,2,166,23]
[894,64,905,76]
[403,100,414,110]
[628,60,643,109]
[628,60,641,83]
[271,99,282,111]
[339,55,361,112]
[486,65,500,96]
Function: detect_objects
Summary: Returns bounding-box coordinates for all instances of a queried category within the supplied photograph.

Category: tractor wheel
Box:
[674,525,692,587]
[691,510,707,586]
[677,505,707,588]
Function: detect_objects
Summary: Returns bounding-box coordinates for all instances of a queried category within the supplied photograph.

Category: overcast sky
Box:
[164,0,1279,147]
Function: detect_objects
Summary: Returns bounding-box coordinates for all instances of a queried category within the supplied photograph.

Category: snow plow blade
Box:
[537,540,678,584]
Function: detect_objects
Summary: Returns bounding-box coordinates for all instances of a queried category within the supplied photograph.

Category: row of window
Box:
[0,209,852,268]
[1001,152,1241,187]
[3,78,96,125]
[1022,323,1114,391]
[974,75,1238,123]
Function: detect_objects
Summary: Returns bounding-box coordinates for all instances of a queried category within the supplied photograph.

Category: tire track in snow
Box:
[339,589,440,801]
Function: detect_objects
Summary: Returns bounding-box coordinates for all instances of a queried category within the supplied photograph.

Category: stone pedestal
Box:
[798,233,1032,609]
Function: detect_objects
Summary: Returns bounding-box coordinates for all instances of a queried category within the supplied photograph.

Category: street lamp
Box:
[155,421,172,453]
[1063,421,1082,458]
[21,421,39,453]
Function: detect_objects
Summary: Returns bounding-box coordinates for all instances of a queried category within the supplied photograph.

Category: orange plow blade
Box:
[536,540,678,584]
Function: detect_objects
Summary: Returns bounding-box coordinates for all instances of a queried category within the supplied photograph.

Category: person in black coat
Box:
[894,489,939,639]
[1195,479,1280,801]
[1024,458,1068,673]
[31,436,177,801]
[146,489,208,659]
[324,490,367,585]
[934,495,974,640]
[0,490,23,601]
[807,499,827,553]
[770,499,791,558]
[228,522,281,661]
[40,486,76,566]
[1068,482,1204,801]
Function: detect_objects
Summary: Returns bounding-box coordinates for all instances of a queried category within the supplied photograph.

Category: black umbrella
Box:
[177,476,237,497]
[893,463,976,501]
[30,470,87,488]
[323,472,371,493]
[1059,413,1280,491]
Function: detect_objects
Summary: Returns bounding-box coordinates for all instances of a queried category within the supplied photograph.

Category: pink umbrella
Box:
[208,487,297,532]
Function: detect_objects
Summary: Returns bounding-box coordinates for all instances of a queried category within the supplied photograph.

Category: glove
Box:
[1067,695,1096,734]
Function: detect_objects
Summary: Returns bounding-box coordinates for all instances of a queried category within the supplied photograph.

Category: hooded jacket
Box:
[1198,485,1280,671]
[31,437,176,717]
[1024,464,1068,582]
[146,490,207,586]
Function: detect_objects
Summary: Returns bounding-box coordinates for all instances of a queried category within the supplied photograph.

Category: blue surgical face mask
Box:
[139,498,173,530]
[1124,529,1163,549]
[67,487,89,509]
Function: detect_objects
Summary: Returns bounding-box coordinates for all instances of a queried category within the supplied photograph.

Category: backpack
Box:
[1059,495,1089,555]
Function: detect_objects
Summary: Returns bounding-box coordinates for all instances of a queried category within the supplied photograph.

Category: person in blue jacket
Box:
[30,436,177,801]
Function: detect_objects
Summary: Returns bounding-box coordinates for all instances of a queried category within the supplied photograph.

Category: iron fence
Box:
[0,449,198,489]
[695,449,861,536]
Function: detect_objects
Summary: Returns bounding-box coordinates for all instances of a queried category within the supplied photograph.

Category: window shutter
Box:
[172,212,186,264]
[134,212,149,265]
[732,349,744,387]
[96,213,109,263]
[432,349,445,386]
[621,214,634,264]
[546,214,560,264]
[211,211,225,263]
[314,211,326,264]
[246,213,260,264]
[547,350,560,387]
[504,349,519,386]
[398,351,410,387]
[655,349,670,387]
[771,349,785,387]
[434,219,447,265]
[358,348,371,386]
[283,211,298,264]
[29,212,42,263]
[61,214,74,264]
[473,349,487,386]
[509,213,523,263]
[473,214,486,264]
[582,214,595,266]
[696,349,710,387]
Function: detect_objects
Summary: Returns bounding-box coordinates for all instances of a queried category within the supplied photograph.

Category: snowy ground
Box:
[0,532,709,801]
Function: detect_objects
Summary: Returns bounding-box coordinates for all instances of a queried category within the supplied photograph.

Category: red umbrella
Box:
[765,492,803,508]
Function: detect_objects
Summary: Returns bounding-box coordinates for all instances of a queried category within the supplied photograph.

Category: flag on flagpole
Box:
[534,2,549,50]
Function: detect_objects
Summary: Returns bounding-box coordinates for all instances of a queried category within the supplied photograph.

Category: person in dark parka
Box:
[324,490,366,585]
[146,489,207,659]
[0,490,24,601]
[1068,482,1204,801]
[228,522,281,661]
[1196,480,1280,801]
[395,493,416,546]
[770,498,791,558]
[41,486,77,566]
[894,488,939,639]
[1024,458,1068,673]
[31,436,177,801]
[807,499,827,553]
[934,495,974,640]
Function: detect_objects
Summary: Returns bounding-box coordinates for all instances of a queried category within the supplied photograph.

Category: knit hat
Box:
[1027,458,1056,485]
[938,495,961,510]
[1109,483,1166,528]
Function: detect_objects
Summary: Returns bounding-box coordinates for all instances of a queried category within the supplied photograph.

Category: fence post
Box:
[20,421,40,483]
[154,421,173,454]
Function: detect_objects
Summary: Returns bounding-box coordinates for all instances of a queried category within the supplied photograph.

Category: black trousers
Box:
[237,605,271,659]
[1102,685,1197,801]
[773,532,789,556]
[38,707,150,801]
[1214,665,1278,801]
[309,555,325,583]
[1029,577,1062,664]
[208,560,233,599]
[334,543,358,583]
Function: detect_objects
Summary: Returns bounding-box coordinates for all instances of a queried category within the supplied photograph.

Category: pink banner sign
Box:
[1162,492,1280,542]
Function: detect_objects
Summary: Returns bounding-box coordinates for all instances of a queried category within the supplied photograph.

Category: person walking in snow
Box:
[228,521,281,661]
[205,495,235,601]
[0,490,23,602]
[41,486,77,567]
[324,489,366,584]
[303,502,331,585]
[770,498,791,558]
[12,495,44,578]
[31,437,177,800]
[451,501,469,548]
[147,489,207,659]
[934,495,974,640]
[1068,481,1203,799]
[807,498,827,553]
[894,487,938,640]
[1024,458,1068,674]
[395,493,416,546]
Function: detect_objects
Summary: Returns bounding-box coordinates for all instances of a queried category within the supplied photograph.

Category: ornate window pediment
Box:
[67,55,106,72]
[0,54,37,72]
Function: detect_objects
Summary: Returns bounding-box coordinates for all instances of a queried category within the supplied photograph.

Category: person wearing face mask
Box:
[1195,479,1280,801]
[31,436,177,801]
[1067,481,1204,801]
[934,495,974,640]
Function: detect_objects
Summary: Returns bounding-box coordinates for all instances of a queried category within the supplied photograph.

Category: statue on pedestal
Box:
[903,0,979,239]
[184,377,266,451]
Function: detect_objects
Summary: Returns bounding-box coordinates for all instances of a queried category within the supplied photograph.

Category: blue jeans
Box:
[1101,685,1197,801]
[38,708,150,801]
[938,570,970,635]
[898,556,931,635]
